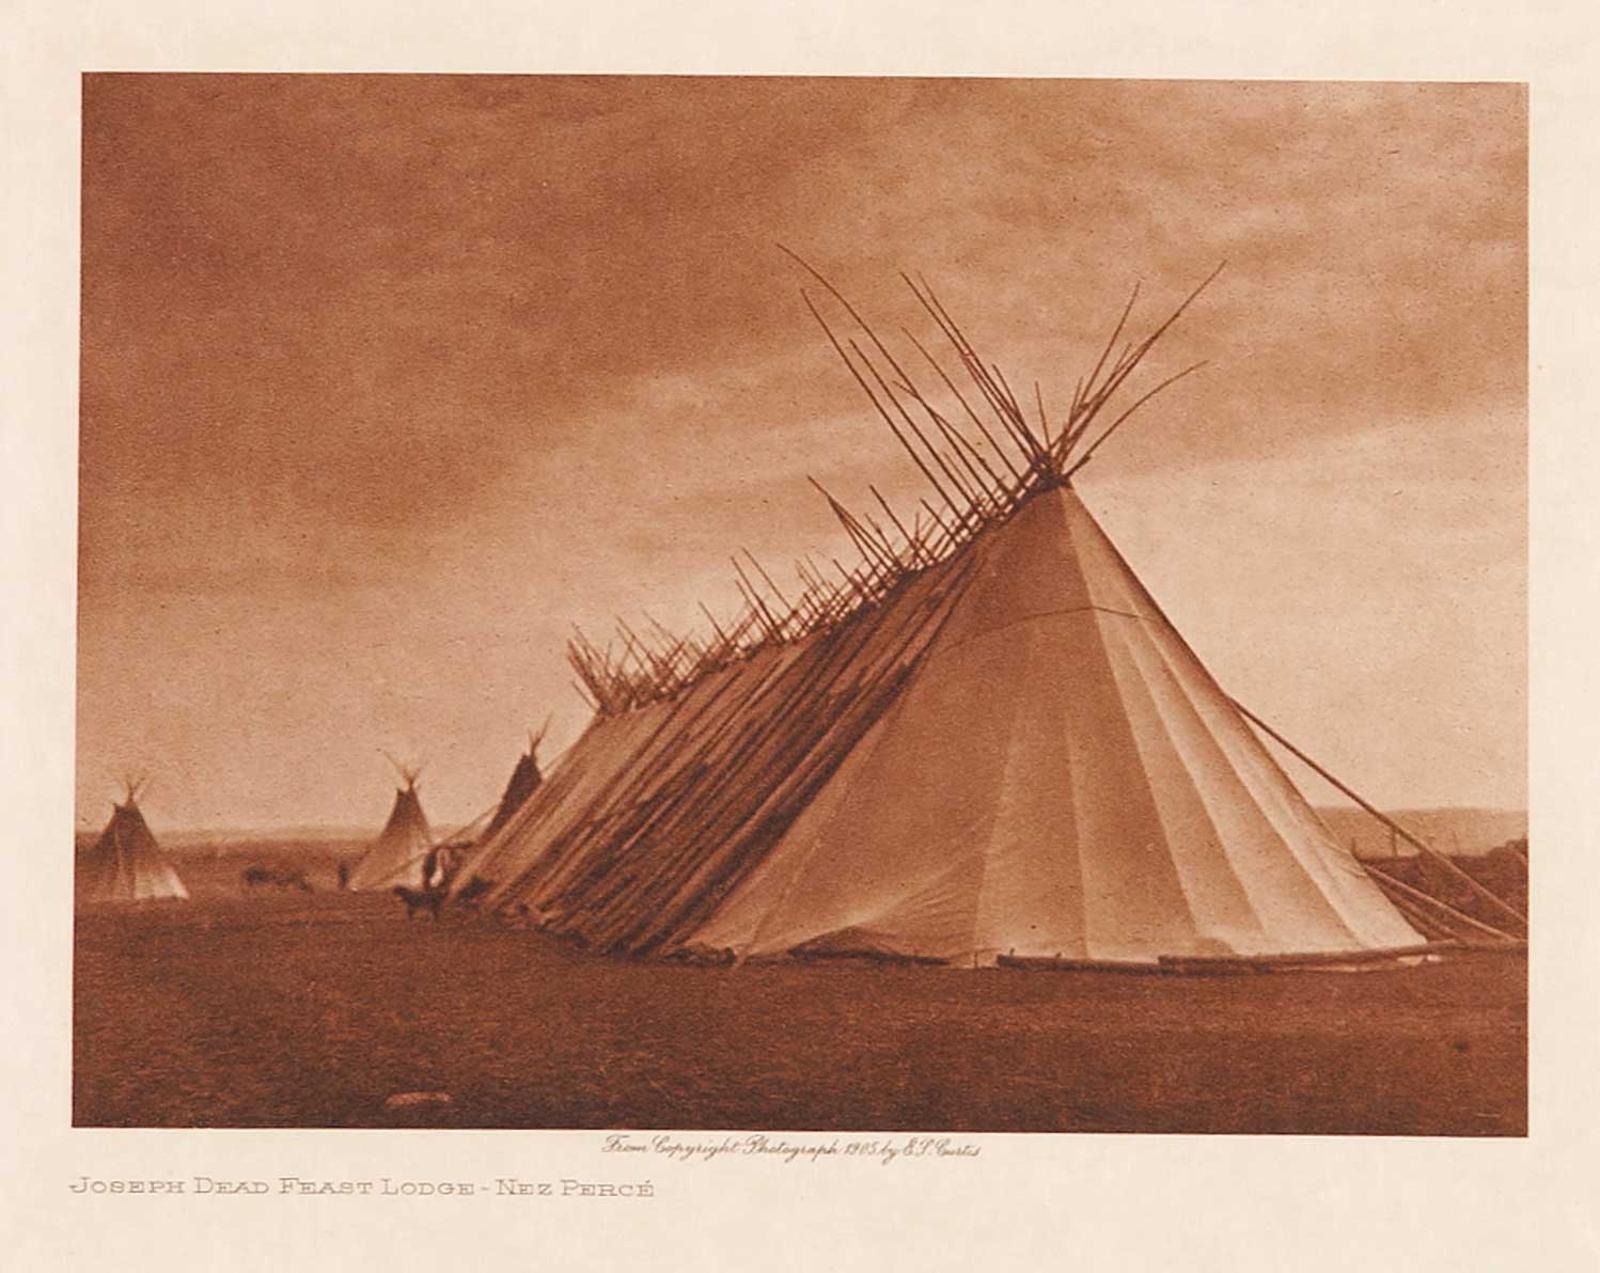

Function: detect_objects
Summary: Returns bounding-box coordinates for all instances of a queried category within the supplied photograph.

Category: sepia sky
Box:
[78,75,1526,832]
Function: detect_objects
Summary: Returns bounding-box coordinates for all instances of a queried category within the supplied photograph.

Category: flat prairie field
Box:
[73,857,1526,1135]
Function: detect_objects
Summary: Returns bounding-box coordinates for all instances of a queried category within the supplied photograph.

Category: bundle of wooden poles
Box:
[568,253,1220,718]
[527,552,982,956]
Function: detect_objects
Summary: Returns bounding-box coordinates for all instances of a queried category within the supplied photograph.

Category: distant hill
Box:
[156,825,369,849]
[77,808,1526,861]
[73,826,370,857]
[1315,807,1527,860]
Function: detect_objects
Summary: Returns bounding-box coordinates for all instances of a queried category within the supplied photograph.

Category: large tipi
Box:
[347,767,434,891]
[78,786,189,904]
[450,263,1521,965]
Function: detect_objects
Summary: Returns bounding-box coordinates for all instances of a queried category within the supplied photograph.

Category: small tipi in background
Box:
[78,780,189,904]
[346,761,434,891]
[481,723,548,842]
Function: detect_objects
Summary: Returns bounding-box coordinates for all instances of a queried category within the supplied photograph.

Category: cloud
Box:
[77,76,1526,827]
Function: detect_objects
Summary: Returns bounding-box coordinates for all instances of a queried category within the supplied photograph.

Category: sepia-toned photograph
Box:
[74,73,1527,1136]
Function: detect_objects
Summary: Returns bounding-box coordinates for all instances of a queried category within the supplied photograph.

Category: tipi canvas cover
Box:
[79,798,189,904]
[454,485,1419,966]
[694,487,1417,963]
[348,779,434,891]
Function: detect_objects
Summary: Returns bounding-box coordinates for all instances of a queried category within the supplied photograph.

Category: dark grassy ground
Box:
[74,855,1526,1135]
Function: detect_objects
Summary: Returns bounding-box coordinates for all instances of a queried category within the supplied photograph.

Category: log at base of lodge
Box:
[494,917,1523,975]
[999,940,1527,976]
[448,261,1527,972]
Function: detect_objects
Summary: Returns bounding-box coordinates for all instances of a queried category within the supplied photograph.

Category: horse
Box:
[393,884,445,921]
[242,865,314,892]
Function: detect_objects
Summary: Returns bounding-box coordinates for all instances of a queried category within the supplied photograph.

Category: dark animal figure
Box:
[393,885,444,921]
[242,865,314,892]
